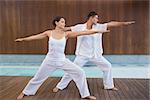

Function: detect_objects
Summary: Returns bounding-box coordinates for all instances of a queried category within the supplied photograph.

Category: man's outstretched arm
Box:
[106,21,135,28]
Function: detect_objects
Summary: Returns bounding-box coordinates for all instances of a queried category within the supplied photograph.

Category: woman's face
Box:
[56,18,66,29]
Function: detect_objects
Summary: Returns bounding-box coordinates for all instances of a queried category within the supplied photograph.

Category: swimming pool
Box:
[0,55,149,78]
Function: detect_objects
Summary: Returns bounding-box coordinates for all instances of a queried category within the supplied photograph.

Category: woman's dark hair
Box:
[52,16,65,27]
[87,11,98,19]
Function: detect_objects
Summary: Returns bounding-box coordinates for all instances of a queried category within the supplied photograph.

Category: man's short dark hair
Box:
[87,11,98,19]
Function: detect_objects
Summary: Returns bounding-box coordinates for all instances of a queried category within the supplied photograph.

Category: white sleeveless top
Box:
[47,31,66,61]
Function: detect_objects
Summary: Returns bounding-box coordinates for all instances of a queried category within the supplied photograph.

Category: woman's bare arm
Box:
[15,31,49,42]
[66,29,110,38]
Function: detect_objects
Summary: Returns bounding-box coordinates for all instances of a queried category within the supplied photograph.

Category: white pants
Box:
[23,56,90,98]
[56,55,114,89]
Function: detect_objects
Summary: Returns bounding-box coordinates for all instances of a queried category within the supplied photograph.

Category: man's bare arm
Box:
[107,21,135,28]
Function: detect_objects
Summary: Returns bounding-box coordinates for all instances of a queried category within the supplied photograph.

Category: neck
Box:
[55,26,63,31]
[86,20,93,29]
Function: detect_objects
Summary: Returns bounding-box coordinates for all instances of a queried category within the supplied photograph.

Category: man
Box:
[53,11,135,92]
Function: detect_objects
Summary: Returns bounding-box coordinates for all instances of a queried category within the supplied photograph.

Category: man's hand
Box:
[124,21,135,25]
[63,27,71,31]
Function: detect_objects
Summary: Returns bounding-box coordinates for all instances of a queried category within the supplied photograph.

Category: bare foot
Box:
[104,87,118,91]
[17,92,25,100]
[82,96,96,100]
[111,87,118,91]
[52,87,60,93]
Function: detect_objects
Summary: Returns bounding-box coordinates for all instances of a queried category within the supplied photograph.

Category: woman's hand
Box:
[15,38,24,42]
[97,29,110,33]
[14,31,49,42]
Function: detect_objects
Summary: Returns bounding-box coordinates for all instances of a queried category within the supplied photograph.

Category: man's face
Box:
[91,15,99,24]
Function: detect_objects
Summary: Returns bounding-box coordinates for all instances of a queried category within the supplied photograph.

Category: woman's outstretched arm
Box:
[15,31,49,42]
[66,29,110,38]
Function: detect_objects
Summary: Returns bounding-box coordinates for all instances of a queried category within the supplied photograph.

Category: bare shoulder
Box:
[44,30,52,37]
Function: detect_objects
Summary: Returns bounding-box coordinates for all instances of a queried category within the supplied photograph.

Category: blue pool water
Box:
[0,55,150,78]
[0,65,149,78]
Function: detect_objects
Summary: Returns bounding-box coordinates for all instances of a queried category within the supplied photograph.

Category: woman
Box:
[15,16,110,100]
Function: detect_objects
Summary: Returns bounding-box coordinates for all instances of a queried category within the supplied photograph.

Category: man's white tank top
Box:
[47,31,66,61]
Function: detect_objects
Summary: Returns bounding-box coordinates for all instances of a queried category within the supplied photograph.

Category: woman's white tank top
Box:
[47,31,66,61]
